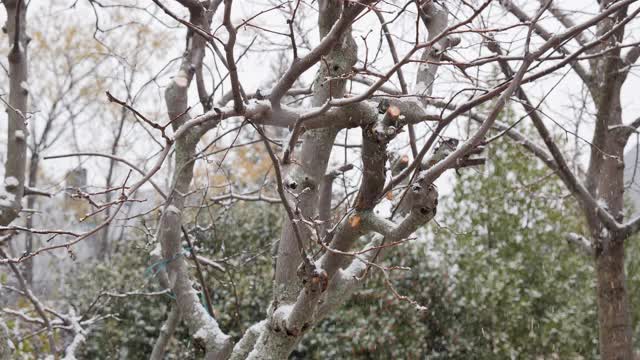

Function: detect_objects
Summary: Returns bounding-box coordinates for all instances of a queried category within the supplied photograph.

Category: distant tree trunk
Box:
[24,152,38,285]
[97,106,127,260]
[0,0,28,227]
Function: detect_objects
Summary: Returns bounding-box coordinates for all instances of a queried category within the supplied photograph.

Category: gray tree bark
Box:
[152,1,233,358]
[1,0,28,226]
[0,2,29,354]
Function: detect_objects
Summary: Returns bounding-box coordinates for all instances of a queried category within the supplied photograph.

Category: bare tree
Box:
[484,1,640,358]
[3,0,640,358]
[143,0,639,358]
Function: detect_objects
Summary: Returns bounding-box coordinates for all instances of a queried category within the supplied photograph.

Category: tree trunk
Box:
[24,153,38,285]
[97,106,126,261]
[1,0,28,226]
[596,239,633,360]
[593,121,634,360]
[587,9,634,352]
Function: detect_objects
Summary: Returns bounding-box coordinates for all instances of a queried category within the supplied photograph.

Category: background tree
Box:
[488,1,640,357]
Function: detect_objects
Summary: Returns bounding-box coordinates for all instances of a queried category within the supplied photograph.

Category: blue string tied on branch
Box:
[144,246,192,278]
[144,246,216,308]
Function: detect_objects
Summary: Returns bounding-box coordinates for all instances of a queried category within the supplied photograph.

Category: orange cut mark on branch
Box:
[387,105,401,119]
[349,215,361,228]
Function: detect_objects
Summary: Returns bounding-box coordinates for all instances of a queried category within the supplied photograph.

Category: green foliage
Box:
[68,242,183,359]
[432,133,598,358]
